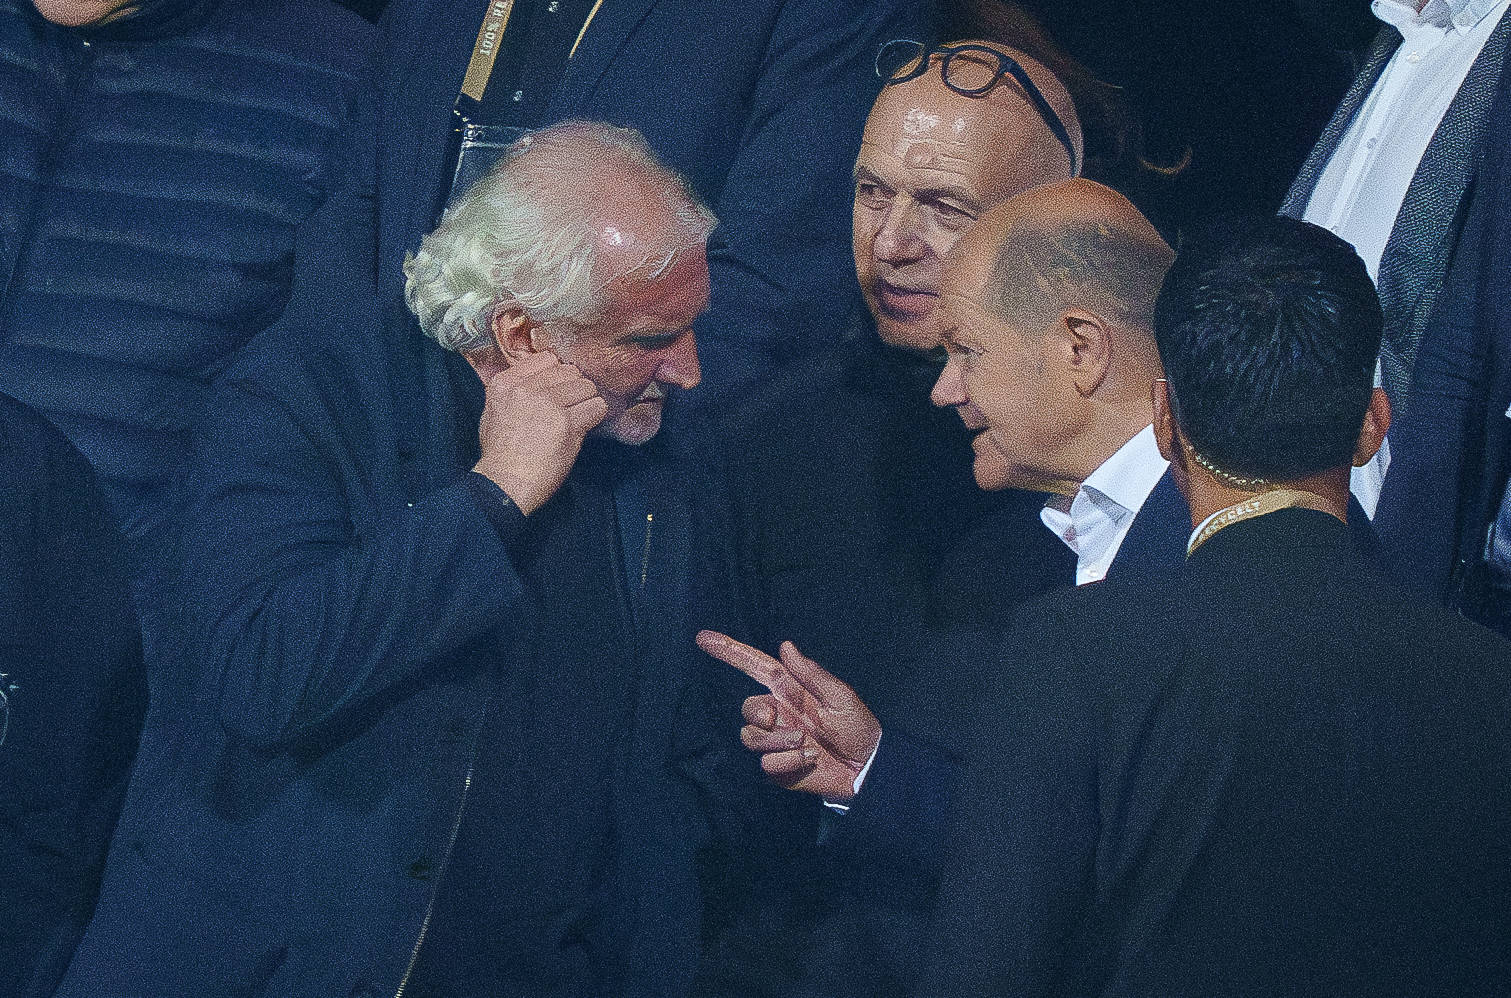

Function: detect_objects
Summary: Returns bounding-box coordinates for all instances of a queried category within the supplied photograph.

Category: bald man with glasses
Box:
[694,38,1083,998]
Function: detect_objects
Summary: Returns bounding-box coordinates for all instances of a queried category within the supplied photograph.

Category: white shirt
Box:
[1304,0,1508,517]
[1039,425,1171,586]
[839,426,1169,809]
[1304,0,1508,280]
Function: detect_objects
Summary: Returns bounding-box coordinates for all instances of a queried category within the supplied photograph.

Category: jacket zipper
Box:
[393,752,478,997]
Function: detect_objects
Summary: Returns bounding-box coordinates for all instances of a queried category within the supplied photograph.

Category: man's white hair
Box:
[403,120,717,353]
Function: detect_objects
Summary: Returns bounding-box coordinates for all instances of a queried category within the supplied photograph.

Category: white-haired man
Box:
[59,122,723,998]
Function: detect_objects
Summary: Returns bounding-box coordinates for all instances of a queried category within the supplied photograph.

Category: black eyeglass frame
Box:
[875,39,1080,177]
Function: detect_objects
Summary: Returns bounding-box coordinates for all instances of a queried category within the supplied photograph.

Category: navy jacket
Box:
[368,0,923,417]
[56,196,718,997]
[0,0,372,561]
[828,474,1376,890]
[0,394,144,998]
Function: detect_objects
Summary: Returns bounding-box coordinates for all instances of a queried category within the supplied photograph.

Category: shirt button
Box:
[512,90,524,102]
[1406,51,1423,63]
[1365,137,1378,150]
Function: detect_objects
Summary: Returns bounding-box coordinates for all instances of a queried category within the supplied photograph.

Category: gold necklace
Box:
[1186,489,1331,555]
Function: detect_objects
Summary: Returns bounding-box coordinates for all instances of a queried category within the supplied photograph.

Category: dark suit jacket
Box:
[829,474,1374,889]
[369,0,923,415]
[828,469,1189,881]
[1373,59,1511,632]
[920,508,1511,998]
[1281,8,1511,406]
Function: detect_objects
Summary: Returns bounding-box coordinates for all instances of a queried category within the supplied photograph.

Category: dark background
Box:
[332,1,1381,228]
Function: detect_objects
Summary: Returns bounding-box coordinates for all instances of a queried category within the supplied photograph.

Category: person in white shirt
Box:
[1286,0,1511,516]
[698,178,1178,808]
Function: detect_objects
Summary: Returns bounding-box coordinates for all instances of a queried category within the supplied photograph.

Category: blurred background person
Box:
[1285,0,1511,516]
[0,392,143,998]
[0,0,373,571]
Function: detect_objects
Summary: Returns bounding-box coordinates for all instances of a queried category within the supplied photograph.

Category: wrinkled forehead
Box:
[859,80,1033,185]
[591,244,710,331]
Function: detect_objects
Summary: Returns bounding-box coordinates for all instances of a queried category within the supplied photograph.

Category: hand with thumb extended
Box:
[696,630,881,801]
[472,351,607,515]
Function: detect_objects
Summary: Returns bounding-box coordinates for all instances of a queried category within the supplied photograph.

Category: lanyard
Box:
[460,0,517,103]
[456,0,604,104]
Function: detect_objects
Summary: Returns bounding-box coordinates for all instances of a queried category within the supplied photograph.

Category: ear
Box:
[461,304,544,382]
[1151,378,1177,462]
[1062,310,1112,396]
[492,303,545,361]
[1352,386,1392,466]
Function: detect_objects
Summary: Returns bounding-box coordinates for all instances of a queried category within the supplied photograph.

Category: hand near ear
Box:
[472,351,607,515]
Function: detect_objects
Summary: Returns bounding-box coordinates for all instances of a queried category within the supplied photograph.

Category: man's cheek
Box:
[970,431,1012,490]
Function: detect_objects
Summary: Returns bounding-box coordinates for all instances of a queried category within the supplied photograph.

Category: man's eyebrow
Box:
[614,324,684,343]
[914,185,983,210]
[853,164,888,185]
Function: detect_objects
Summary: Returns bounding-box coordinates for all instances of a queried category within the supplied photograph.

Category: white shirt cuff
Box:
[821,733,882,814]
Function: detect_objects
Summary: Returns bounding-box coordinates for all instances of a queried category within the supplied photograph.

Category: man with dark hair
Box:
[917,214,1511,997]
[1154,215,1386,483]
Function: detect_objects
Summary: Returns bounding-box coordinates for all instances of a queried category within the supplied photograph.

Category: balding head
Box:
[931,179,1173,493]
[853,41,1081,352]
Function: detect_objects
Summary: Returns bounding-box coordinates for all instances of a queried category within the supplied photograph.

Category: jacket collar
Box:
[77,0,217,42]
[551,0,659,111]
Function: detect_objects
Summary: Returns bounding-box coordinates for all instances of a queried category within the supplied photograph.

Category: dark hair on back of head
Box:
[1153,214,1382,482]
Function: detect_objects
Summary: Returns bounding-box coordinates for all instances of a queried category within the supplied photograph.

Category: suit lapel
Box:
[1108,472,1190,584]
[1376,7,1511,403]
[1280,26,1401,217]
[551,0,660,114]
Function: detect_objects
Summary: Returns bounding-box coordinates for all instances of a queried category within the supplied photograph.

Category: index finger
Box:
[697,631,821,741]
[695,630,784,690]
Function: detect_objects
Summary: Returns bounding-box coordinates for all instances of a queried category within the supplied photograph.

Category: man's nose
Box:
[659,330,701,390]
[931,353,966,408]
[872,199,928,265]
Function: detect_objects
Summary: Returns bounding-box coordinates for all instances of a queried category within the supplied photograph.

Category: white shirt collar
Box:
[1373,0,1502,32]
[1079,424,1169,515]
[1040,424,1170,585]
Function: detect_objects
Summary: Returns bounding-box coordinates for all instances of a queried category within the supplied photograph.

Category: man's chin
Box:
[872,311,943,354]
[970,449,1013,491]
[596,400,664,446]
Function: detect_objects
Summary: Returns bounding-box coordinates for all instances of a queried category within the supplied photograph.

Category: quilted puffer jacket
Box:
[0,0,372,563]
